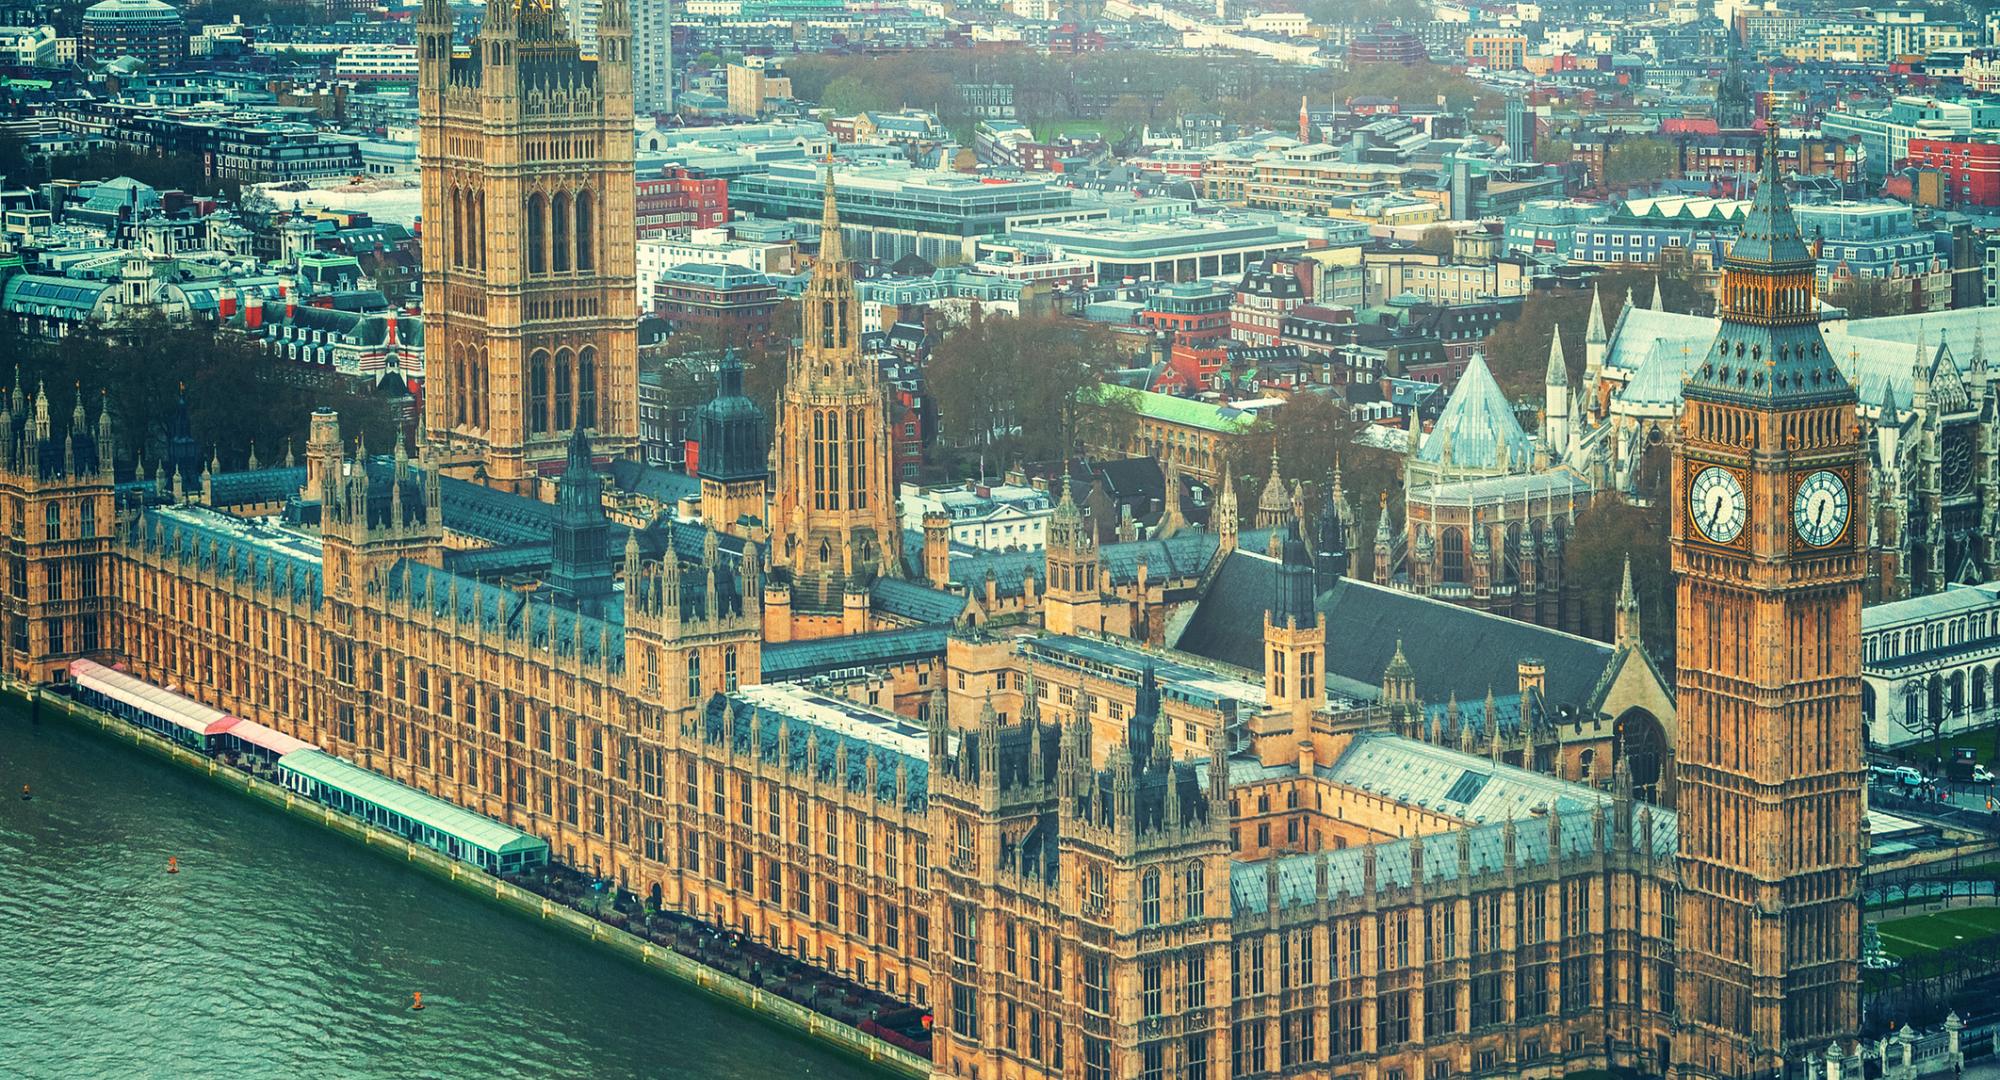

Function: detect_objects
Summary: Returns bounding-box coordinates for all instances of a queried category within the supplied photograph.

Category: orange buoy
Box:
[411,992,425,1011]
[19,784,28,800]
[167,856,178,874]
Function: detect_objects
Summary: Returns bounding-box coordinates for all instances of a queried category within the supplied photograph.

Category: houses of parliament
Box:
[0,9,1866,1076]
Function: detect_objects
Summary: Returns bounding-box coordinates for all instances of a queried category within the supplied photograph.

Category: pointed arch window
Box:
[551,192,571,273]
[526,194,547,275]
[577,346,597,430]
[529,349,551,434]
[554,348,574,431]
[474,346,488,428]
[574,190,594,271]
[450,187,464,267]
[452,344,467,426]
[1440,527,1466,584]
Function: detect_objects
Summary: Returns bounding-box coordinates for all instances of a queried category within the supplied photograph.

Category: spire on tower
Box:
[1615,554,1643,650]
[818,157,844,265]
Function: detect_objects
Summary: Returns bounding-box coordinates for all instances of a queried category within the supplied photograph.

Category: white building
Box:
[1864,582,2000,751]
[565,0,602,53]
[635,227,795,311]
[0,25,59,66]
[633,0,672,116]
[333,43,418,82]
[900,481,1055,553]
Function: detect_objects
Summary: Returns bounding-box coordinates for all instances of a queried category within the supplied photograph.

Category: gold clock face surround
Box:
[1791,468,1851,548]
[1688,464,1748,545]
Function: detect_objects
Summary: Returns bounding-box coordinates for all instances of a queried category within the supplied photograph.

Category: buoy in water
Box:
[411,992,425,1011]
[19,784,28,800]
[167,856,178,874]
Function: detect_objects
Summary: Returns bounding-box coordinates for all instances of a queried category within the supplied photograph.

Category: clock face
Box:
[1943,427,1974,497]
[1793,469,1850,547]
[1689,465,1747,545]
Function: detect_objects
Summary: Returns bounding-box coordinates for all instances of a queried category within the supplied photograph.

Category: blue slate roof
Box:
[1228,798,1674,916]
[761,625,949,683]
[871,577,969,624]
[1413,350,1533,471]
[208,465,307,508]
[1177,558,1614,708]
[439,476,558,546]
[1021,634,1267,713]
[608,459,700,506]
[1418,689,1554,743]
[385,559,625,670]
[133,506,323,607]
[444,542,554,578]
[703,686,928,812]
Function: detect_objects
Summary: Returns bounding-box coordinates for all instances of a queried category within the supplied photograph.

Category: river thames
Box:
[0,701,885,1080]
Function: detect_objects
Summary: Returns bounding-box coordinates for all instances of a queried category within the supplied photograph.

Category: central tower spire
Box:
[767,156,903,623]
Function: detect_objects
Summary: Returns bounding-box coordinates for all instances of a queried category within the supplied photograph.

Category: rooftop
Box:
[282,749,547,856]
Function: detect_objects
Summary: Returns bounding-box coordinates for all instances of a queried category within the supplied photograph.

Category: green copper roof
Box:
[1082,384,1256,435]
[280,749,549,857]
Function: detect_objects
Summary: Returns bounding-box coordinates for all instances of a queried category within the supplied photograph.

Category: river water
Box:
[0,701,884,1080]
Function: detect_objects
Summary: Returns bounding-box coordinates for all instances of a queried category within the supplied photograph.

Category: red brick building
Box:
[636,167,730,237]
[1136,282,1230,343]
[652,263,777,338]
[1908,137,2000,207]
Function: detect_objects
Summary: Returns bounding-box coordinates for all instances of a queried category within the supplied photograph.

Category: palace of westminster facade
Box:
[0,10,1869,1077]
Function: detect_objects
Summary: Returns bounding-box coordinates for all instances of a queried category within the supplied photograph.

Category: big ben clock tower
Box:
[1671,122,1865,1077]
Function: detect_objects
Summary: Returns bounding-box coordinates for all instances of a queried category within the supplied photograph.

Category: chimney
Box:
[219,287,238,319]
[245,293,264,330]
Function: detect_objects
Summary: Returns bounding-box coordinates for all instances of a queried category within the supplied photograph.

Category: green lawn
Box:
[1875,906,2000,957]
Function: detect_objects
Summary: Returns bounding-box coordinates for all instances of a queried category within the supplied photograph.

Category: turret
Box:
[1265,522,1325,726]
[922,510,951,588]
[1583,282,1608,394]
[1372,491,1393,585]
[1215,456,1239,554]
[597,0,632,108]
[1614,553,1643,651]
[1255,446,1288,530]
[1544,324,1569,455]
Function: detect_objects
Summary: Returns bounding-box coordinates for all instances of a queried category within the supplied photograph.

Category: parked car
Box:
[1974,765,1995,784]
[1895,766,1926,789]
[1870,763,1901,785]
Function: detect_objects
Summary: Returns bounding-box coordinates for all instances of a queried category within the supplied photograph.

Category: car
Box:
[1895,766,1925,788]
[1871,764,1901,784]
[1975,765,1995,784]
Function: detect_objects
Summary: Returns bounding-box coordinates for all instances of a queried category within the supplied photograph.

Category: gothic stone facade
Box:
[417,0,639,489]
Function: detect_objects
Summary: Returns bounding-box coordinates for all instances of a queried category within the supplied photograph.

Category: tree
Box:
[1477,289,1594,403]
[1234,394,1406,540]
[1566,484,1675,655]
[1534,134,1574,165]
[1825,276,1914,319]
[1603,138,1676,188]
[9,312,399,474]
[1479,267,1713,407]
[1416,225,1456,257]
[925,312,1127,474]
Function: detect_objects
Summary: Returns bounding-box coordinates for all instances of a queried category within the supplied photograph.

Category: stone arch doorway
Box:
[1612,707,1670,805]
